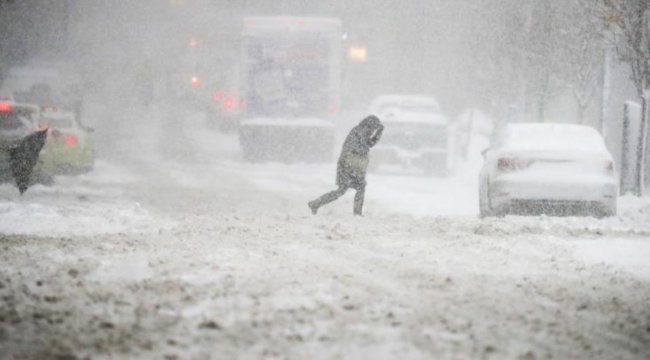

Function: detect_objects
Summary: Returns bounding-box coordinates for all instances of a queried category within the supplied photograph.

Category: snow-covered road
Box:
[0,104,649,359]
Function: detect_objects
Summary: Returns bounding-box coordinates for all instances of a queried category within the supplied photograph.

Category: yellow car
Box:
[39,108,94,174]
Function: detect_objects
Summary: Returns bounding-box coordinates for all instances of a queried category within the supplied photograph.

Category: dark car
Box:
[0,101,52,185]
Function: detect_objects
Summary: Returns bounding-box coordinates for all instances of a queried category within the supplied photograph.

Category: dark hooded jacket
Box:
[10,128,48,194]
[336,115,383,188]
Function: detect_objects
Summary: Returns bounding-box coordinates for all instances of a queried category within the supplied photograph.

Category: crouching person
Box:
[308,115,384,216]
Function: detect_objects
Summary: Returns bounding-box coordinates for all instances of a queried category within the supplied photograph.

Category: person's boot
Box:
[353,189,364,216]
[353,200,363,216]
[308,200,318,215]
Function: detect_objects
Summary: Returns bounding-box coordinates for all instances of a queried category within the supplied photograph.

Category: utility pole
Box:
[635,90,650,196]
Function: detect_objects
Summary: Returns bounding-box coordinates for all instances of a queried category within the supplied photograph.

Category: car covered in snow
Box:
[38,107,94,174]
[368,95,450,175]
[479,123,618,218]
[0,101,53,185]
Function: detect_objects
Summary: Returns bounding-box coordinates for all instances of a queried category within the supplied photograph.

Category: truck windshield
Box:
[244,33,331,117]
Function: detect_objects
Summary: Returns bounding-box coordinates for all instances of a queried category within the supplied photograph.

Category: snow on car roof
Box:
[41,110,75,121]
[369,95,447,125]
[501,123,608,154]
[370,94,441,112]
[241,117,334,128]
[379,110,449,126]
[243,17,341,34]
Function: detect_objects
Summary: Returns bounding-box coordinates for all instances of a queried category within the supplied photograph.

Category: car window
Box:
[0,113,30,131]
[43,117,74,129]
[381,123,447,149]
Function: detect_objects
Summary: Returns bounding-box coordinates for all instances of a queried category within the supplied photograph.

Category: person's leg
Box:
[353,181,366,215]
[309,186,348,214]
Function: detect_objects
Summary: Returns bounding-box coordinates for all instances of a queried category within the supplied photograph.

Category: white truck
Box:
[238,17,342,162]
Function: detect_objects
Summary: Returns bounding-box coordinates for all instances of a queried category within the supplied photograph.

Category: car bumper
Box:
[40,148,93,173]
[489,177,617,215]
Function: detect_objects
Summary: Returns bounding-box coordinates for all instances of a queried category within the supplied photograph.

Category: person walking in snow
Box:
[308,115,384,216]
[10,128,49,195]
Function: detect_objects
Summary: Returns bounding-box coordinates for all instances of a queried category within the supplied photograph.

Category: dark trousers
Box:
[310,182,366,215]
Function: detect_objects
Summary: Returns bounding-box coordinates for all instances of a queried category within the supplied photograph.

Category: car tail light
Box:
[223,96,235,111]
[0,102,11,113]
[497,158,532,172]
[189,37,198,50]
[64,135,77,148]
[328,102,338,115]
[190,76,200,89]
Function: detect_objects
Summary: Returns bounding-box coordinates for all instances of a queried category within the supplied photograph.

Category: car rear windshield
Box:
[0,113,29,131]
[382,123,447,150]
[43,117,73,129]
[501,124,607,153]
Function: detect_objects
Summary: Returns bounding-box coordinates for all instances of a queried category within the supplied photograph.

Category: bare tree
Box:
[604,0,650,93]
[603,0,650,195]
[560,0,605,125]
[524,0,565,123]
[463,0,533,122]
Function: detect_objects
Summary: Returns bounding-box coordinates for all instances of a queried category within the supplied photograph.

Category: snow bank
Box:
[0,160,174,236]
[574,238,650,280]
[0,199,158,236]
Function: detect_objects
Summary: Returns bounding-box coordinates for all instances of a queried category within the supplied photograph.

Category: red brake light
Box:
[0,103,11,113]
[64,135,77,148]
[223,96,235,111]
[497,158,532,172]
[190,76,200,88]
[497,158,511,171]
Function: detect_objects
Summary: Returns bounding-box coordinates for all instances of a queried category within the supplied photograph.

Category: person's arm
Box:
[343,128,370,155]
[368,124,384,148]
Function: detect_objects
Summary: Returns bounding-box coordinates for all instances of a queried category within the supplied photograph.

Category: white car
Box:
[479,123,618,218]
[368,95,450,175]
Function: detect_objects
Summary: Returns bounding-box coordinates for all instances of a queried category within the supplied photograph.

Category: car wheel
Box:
[34,171,54,186]
[596,206,617,218]
[479,205,492,218]
[80,165,94,174]
[478,176,492,218]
